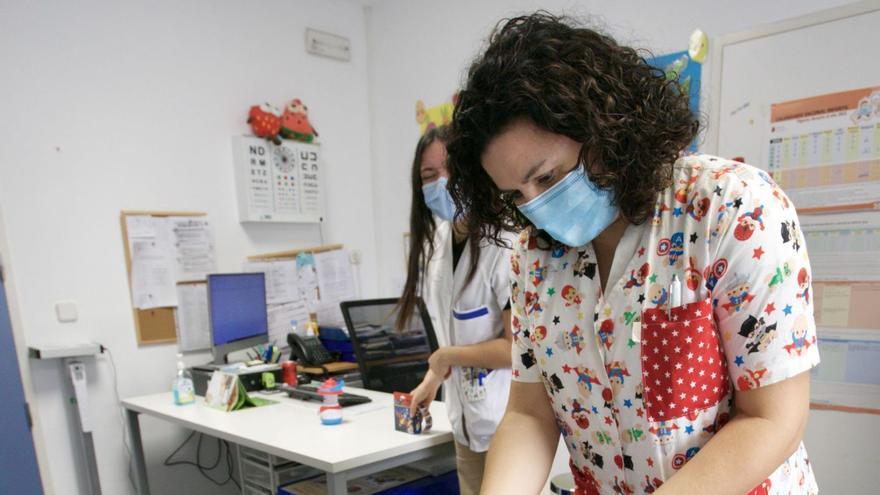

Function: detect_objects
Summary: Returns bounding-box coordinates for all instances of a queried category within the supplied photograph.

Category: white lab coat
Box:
[422,219,514,452]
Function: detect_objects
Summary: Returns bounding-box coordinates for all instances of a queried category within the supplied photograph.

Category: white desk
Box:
[122,388,454,495]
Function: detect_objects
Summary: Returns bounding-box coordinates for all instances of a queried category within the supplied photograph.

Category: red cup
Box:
[282,361,298,387]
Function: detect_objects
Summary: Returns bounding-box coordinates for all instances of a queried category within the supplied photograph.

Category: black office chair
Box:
[340,298,440,394]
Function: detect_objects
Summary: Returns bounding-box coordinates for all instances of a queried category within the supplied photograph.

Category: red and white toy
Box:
[247,103,282,144]
[280,98,319,143]
[317,378,344,425]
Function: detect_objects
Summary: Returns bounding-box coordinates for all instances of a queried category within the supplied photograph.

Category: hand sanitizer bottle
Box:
[173,353,195,405]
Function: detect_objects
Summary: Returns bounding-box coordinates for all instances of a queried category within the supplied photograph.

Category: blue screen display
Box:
[207,273,268,346]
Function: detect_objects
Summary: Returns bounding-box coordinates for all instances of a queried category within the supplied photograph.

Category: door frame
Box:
[0,202,53,493]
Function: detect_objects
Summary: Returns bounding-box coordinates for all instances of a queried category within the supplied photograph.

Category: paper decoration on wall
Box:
[766,86,880,213]
[243,260,300,305]
[852,89,880,124]
[415,94,457,135]
[280,98,319,143]
[247,103,283,145]
[688,29,709,63]
[647,50,702,151]
[175,282,211,352]
[810,328,880,414]
[296,252,321,310]
[242,260,312,347]
[125,215,216,309]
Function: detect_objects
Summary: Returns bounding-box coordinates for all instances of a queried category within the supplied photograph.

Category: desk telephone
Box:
[287,333,333,366]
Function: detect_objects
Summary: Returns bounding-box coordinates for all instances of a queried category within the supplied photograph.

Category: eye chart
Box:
[232,136,323,223]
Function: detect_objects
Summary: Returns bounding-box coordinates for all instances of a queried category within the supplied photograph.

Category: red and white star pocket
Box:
[639,298,730,422]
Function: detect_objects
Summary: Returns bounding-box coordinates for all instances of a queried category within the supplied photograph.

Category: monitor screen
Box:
[341,298,439,393]
[207,273,268,346]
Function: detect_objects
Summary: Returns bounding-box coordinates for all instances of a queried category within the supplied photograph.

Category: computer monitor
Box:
[207,273,269,364]
[340,298,439,393]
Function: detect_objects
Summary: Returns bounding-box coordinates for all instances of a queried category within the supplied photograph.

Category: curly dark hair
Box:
[447,12,700,242]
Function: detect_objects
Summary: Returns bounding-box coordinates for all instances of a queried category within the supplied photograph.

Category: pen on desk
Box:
[669,274,682,319]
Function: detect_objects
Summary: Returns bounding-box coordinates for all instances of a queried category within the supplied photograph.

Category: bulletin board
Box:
[705,0,880,414]
[244,244,356,346]
[120,210,215,345]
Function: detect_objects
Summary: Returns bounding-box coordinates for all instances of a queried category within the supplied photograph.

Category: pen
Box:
[669,274,681,319]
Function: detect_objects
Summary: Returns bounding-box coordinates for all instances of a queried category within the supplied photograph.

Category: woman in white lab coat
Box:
[396,126,514,495]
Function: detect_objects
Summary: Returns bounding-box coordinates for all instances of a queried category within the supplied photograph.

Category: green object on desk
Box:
[205,371,278,411]
[237,378,277,409]
[262,372,276,389]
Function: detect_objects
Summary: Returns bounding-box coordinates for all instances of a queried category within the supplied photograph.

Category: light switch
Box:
[55,301,78,323]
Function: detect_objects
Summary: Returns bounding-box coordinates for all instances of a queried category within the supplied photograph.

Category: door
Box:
[0,265,43,493]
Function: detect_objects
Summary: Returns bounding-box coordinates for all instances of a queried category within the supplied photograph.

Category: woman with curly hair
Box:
[446,13,819,495]
[397,126,516,495]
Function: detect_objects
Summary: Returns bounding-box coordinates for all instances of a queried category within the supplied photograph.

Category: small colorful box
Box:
[393,392,432,434]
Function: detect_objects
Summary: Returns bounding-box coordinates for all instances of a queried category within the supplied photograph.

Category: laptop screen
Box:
[341,299,438,393]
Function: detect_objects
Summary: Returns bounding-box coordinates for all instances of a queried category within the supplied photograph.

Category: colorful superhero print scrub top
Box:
[510,155,821,495]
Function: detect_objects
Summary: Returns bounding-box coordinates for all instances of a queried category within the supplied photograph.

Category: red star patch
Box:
[753,247,764,259]
[562,364,573,374]
[638,247,646,257]
[604,416,613,425]
[513,370,520,377]
[647,458,654,467]
[764,302,776,315]
[636,408,644,418]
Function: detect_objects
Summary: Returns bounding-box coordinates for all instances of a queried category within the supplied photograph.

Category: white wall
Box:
[364,0,876,492]
[365,0,857,296]
[0,1,377,493]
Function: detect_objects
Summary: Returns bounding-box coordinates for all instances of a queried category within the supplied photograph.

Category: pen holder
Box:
[393,392,432,434]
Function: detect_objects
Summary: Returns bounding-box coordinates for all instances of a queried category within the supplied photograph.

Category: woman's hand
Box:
[409,367,446,415]
[427,347,452,378]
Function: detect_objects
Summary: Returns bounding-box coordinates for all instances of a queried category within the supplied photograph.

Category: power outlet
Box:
[55,300,79,323]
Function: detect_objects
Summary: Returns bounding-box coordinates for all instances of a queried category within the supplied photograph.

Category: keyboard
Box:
[283,385,372,407]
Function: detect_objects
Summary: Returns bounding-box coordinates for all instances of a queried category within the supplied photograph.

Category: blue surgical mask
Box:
[422,176,457,221]
[517,166,618,247]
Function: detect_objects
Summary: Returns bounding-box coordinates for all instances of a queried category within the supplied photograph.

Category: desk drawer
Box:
[238,445,321,492]
[243,480,272,495]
